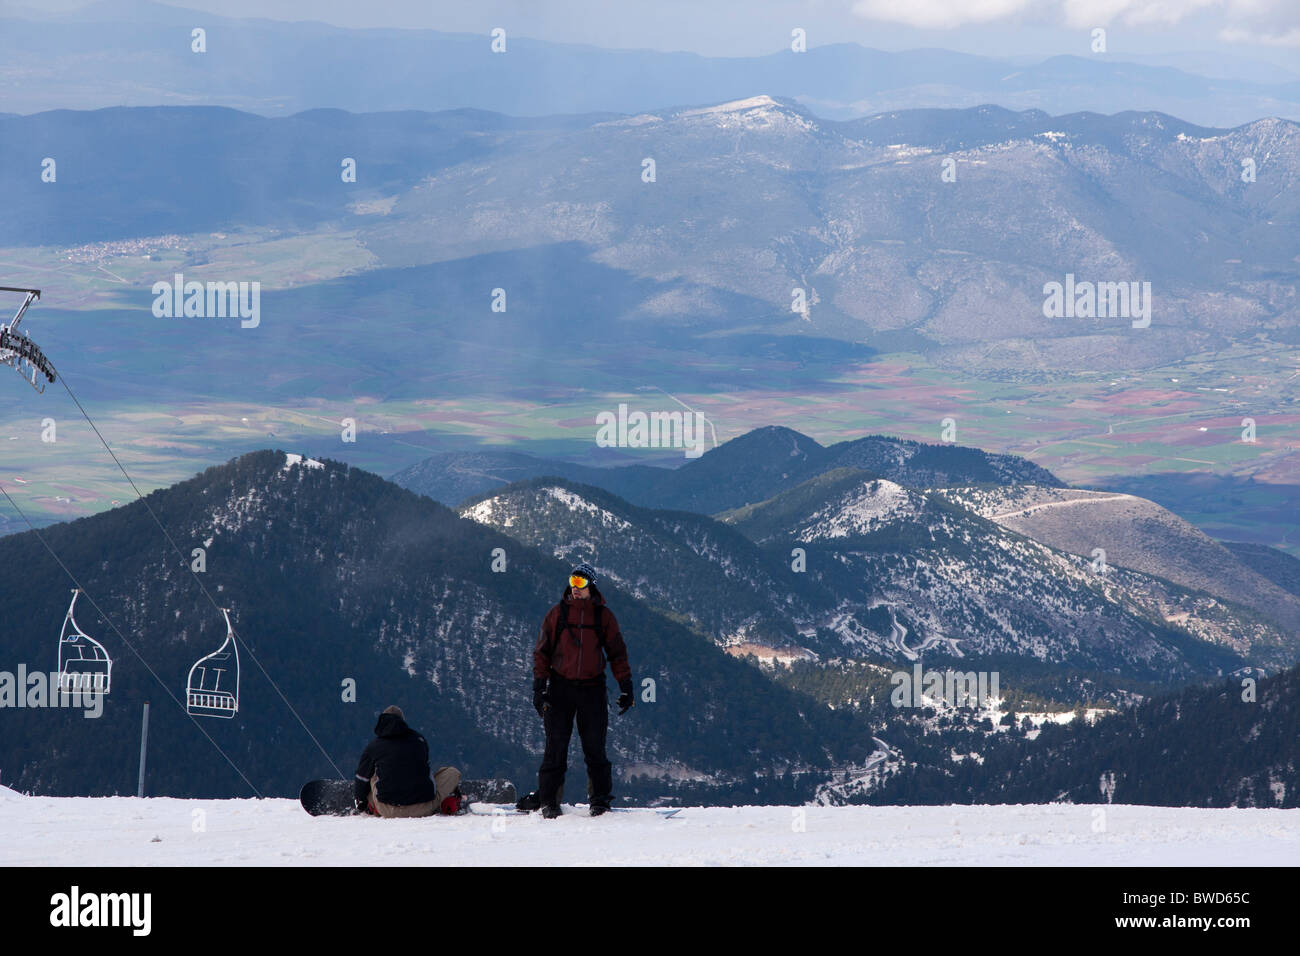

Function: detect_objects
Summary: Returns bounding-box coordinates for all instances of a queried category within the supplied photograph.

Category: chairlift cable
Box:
[0,478,264,797]
[52,369,347,779]
[2,285,342,778]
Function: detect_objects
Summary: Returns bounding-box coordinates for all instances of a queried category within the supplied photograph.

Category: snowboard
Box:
[507,791,682,819]
[300,778,357,816]
[299,777,517,816]
[580,804,682,818]
[497,806,682,819]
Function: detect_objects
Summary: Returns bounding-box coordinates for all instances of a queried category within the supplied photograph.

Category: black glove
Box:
[617,679,634,715]
[533,677,550,718]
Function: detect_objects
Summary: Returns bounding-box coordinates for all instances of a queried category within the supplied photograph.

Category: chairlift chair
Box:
[186,608,240,718]
[57,589,111,696]
[0,287,56,393]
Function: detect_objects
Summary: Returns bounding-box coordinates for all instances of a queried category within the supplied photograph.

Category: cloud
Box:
[1061,0,1219,28]
[1220,26,1300,46]
[850,0,1037,30]
[851,0,1300,45]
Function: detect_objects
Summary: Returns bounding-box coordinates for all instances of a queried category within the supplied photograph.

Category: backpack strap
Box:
[548,601,607,660]
[548,601,568,661]
[593,604,607,653]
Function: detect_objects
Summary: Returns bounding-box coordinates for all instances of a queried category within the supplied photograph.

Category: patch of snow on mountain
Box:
[678,95,817,133]
[545,487,632,531]
[800,480,915,539]
[595,113,662,128]
[210,486,262,535]
[462,497,513,528]
[283,453,324,471]
[681,95,780,116]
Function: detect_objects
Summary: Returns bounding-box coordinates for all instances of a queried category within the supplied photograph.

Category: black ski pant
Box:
[537,677,612,807]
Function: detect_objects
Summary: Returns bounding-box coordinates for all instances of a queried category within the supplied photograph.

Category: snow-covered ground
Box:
[3,789,1297,866]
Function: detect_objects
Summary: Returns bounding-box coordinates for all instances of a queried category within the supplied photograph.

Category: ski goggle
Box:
[569,574,589,589]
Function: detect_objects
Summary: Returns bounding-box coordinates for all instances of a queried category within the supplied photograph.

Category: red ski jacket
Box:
[533,587,632,685]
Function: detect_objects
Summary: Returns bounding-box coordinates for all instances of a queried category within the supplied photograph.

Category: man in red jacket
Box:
[529,563,633,818]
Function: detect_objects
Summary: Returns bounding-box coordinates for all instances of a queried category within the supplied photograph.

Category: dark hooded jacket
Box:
[533,582,632,685]
[353,712,437,808]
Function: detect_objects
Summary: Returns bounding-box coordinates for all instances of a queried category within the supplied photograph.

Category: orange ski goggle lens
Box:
[569,575,589,589]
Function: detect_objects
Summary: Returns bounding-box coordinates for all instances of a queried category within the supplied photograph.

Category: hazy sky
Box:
[13,0,1300,66]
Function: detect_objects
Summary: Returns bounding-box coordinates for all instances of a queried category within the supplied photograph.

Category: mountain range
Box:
[0,450,873,799]
[392,425,1063,511]
[937,484,1300,639]
[2,432,1295,804]
[1,4,1295,812]
[3,1,1299,127]
[397,425,1300,672]
[459,467,1286,679]
[5,98,1295,385]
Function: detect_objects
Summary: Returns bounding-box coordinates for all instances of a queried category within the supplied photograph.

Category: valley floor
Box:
[2,790,1296,866]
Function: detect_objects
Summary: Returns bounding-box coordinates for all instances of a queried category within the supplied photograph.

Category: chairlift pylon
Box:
[0,287,56,393]
[57,589,111,696]
[186,608,240,718]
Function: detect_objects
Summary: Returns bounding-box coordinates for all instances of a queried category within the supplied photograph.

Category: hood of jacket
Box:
[373,712,412,738]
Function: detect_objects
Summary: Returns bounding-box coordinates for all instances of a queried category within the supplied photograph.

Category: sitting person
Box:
[354,705,462,817]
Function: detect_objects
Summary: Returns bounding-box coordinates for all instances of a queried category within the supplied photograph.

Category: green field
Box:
[3,234,1296,553]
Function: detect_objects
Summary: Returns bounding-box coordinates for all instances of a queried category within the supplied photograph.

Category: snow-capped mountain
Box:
[724,468,1295,669]
[938,484,1300,642]
[1,449,1290,807]
[4,103,1295,378]
[0,451,875,798]
[393,425,1063,511]
[460,467,1285,681]
[460,477,835,658]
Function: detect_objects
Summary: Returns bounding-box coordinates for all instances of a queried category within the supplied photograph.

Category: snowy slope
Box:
[1,793,1296,866]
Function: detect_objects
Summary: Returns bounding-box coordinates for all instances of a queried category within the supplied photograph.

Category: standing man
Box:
[526,563,633,818]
